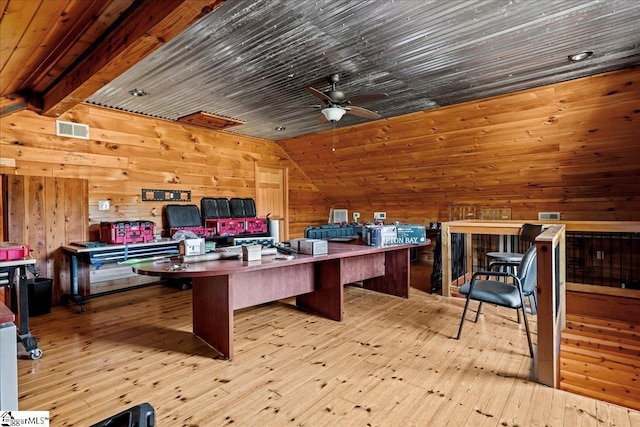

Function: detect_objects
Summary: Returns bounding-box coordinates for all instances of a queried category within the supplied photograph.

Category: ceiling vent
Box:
[538,212,561,220]
[177,111,244,131]
[56,120,89,140]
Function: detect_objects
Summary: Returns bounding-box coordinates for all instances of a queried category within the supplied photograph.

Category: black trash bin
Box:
[28,277,53,316]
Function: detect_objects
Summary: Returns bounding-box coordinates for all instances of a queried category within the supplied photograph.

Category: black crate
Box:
[200,197,231,219]
[229,198,256,218]
[164,204,202,228]
[28,277,52,316]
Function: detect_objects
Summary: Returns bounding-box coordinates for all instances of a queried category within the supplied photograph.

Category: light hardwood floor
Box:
[17,282,640,426]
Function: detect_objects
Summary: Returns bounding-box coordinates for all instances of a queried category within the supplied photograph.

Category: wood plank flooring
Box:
[17,283,640,426]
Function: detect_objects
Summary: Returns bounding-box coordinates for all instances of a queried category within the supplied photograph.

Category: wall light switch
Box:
[374,211,386,220]
[98,200,110,211]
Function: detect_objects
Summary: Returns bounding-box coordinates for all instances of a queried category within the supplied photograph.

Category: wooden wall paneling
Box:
[0,102,330,241]
[0,144,129,169]
[6,175,26,242]
[58,177,88,300]
[0,174,6,239]
[566,290,640,324]
[3,68,636,245]
[3,176,88,302]
[278,67,640,224]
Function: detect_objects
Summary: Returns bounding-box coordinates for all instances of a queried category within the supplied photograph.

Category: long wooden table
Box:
[133,242,424,359]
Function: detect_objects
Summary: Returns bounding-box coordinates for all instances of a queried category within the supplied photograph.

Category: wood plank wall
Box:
[1,176,88,302]
[0,104,330,300]
[0,104,331,241]
[278,67,640,225]
[0,67,638,266]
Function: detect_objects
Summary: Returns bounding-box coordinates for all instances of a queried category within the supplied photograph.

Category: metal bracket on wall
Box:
[141,188,191,202]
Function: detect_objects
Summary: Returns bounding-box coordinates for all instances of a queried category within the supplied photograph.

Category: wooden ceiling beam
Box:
[40,0,226,118]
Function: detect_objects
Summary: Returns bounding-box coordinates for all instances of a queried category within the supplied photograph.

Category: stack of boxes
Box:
[165,197,268,239]
[99,221,156,244]
[363,224,427,247]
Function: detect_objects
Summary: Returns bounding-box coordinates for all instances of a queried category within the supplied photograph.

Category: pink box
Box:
[203,218,244,236]
[100,221,155,244]
[242,217,268,234]
[169,226,218,238]
[0,243,30,261]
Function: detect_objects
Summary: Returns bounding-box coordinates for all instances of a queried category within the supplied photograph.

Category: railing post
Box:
[441,222,452,297]
[535,225,566,387]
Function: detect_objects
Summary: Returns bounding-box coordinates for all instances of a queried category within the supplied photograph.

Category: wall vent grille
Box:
[538,212,561,220]
[56,120,89,139]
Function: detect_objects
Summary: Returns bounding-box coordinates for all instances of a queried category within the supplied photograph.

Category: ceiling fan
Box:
[306,73,388,122]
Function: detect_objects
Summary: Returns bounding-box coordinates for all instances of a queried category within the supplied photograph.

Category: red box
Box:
[169,226,218,238]
[0,243,30,261]
[242,217,268,234]
[100,221,156,244]
[204,218,244,236]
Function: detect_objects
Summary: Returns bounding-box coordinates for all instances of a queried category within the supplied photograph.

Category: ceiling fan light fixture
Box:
[321,107,346,122]
[568,51,593,62]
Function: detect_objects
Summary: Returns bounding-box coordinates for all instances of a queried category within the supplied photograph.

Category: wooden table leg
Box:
[363,247,410,298]
[297,258,343,321]
[192,275,232,359]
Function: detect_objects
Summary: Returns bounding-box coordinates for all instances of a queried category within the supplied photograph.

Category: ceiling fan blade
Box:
[347,93,388,104]
[346,105,381,119]
[306,86,333,102]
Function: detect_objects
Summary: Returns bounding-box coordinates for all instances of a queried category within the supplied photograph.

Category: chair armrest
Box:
[471,270,515,282]
[488,260,519,271]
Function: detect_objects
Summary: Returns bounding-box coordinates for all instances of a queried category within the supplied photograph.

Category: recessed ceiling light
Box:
[568,51,594,62]
[129,88,148,97]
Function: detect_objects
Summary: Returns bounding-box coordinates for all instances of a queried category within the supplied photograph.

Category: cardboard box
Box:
[363,225,397,247]
[297,239,328,255]
[242,244,262,261]
[288,238,305,251]
[180,238,205,256]
[396,225,427,244]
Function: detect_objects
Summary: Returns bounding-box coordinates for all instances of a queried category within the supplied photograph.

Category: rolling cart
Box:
[0,258,42,359]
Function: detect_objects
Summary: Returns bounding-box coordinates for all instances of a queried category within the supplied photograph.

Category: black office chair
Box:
[486,223,542,313]
[486,223,542,266]
[456,245,537,357]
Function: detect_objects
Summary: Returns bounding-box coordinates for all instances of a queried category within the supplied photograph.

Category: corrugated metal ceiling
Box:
[86,0,640,140]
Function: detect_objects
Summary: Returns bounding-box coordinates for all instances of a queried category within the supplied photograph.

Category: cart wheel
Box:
[78,304,86,313]
[30,348,43,360]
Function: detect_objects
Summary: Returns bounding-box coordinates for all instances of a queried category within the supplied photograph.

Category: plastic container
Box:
[0,243,30,261]
[28,278,52,316]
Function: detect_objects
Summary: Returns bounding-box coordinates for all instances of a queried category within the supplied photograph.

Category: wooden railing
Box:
[534,224,566,387]
[441,219,640,387]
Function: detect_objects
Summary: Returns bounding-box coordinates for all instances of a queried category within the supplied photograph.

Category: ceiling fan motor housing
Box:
[326,90,346,103]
